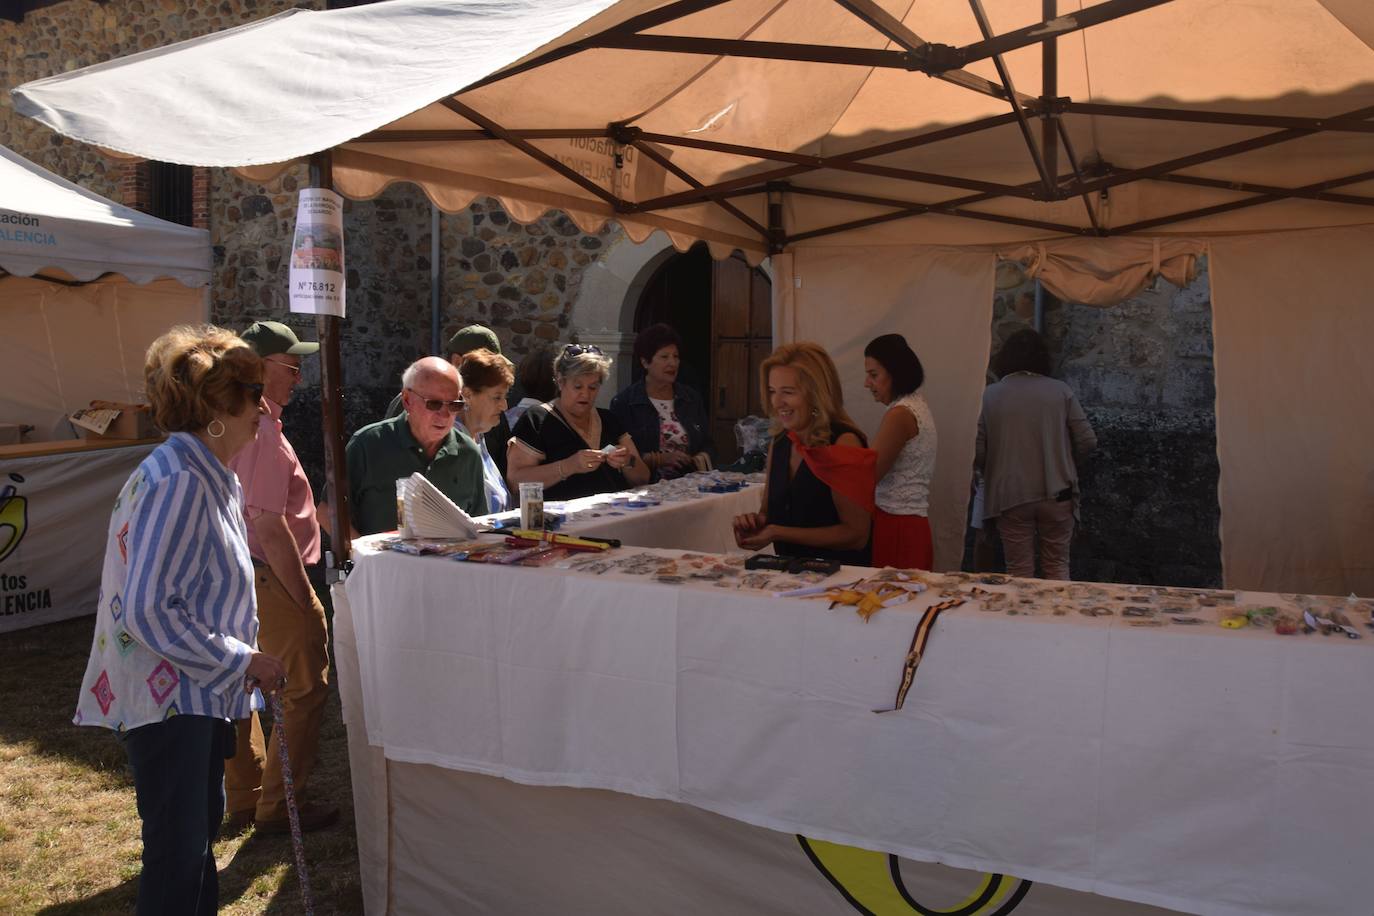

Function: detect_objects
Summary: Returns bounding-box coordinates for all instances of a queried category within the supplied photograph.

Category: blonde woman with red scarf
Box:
[732,342,875,565]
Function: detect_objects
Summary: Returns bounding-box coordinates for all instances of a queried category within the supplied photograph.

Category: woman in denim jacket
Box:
[609,324,714,479]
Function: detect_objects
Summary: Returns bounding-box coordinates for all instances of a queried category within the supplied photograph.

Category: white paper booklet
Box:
[400,472,479,539]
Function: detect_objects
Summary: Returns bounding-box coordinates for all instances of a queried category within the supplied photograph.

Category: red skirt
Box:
[872,509,933,570]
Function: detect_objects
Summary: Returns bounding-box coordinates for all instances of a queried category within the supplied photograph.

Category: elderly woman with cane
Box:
[75,325,286,915]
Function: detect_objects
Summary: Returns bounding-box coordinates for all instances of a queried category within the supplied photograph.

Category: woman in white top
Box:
[863,334,937,569]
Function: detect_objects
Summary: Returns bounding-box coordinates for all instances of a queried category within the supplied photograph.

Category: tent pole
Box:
[430,204,441,354]
[1041,0,1058,187]
[310,151,353,568]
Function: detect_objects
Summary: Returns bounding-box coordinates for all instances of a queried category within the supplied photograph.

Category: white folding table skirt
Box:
[334,543,1374,916]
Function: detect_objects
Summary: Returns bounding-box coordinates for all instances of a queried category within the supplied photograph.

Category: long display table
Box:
[334,540,1374,915]
[478,473,761,554]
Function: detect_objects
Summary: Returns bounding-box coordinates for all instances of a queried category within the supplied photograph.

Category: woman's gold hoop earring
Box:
[207,419,226,439]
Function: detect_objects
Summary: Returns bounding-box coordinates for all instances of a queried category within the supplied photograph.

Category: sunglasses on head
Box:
[407,388,464,414]
[562,344,603,358]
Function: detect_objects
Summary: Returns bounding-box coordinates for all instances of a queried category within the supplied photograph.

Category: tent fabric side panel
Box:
[0,277,205,441]
[776,246,995,571]
[0,278,67,437]
[1209,225,1374,596]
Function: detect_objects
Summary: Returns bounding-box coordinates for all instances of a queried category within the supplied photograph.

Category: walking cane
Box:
[269,691,316,915]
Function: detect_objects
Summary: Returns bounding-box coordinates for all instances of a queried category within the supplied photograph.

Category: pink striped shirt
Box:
[229,399,320,566]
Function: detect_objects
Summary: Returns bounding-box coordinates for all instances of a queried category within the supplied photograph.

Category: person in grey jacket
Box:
[975,328,1096,580]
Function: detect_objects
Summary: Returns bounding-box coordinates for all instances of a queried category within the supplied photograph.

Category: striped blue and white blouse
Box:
[75,432,260,732]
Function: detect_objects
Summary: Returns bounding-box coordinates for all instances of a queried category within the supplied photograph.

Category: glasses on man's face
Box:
[407,389,464,414]
[241,382,265,401]
[265,357,301,377]
[562,344,603,358]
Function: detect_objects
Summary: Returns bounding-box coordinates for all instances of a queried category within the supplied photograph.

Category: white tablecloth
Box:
[341,545,1374,916]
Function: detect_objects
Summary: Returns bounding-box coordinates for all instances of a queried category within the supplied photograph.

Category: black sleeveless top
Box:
[766,428,872,566]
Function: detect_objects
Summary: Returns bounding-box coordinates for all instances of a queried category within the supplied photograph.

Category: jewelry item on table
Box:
[874,597,966,714]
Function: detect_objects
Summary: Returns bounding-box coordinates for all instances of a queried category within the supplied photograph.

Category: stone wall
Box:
[4,0,625,492]
[988,262,1222,587]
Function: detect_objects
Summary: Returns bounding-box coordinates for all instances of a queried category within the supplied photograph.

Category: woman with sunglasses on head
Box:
[344,356,486,536]
[508,344,650,500]
[75,325,287,916]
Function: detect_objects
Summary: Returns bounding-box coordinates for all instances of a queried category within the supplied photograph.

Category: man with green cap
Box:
[225,320,339,835]
[383,323,514,479]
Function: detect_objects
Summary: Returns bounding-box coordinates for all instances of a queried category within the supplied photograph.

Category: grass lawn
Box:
[0,616,364,914]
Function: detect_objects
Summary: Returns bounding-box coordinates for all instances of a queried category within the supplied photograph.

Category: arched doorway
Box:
[633,244,771,462]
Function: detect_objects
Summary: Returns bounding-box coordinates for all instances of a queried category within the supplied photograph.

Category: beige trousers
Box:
[997,498,1076,580]
[224,565,330,821]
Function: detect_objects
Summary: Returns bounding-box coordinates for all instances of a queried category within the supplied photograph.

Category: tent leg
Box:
[311,151,353,568]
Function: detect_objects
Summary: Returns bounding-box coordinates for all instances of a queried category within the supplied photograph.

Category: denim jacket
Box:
[609,380,714,473]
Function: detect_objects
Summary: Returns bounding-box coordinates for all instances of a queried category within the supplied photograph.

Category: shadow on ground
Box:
[3,616,363,915]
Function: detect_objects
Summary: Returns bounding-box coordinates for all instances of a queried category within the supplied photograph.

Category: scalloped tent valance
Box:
[0,144,209,287]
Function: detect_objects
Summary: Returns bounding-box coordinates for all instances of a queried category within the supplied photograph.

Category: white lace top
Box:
[874,391,937,515]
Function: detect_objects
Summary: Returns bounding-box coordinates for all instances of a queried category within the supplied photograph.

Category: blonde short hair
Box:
[144,325,263,432]
[758,341,864,447]
[554,345,612,384]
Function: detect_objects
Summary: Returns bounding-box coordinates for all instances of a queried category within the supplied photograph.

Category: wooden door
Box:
[710,255,772,463]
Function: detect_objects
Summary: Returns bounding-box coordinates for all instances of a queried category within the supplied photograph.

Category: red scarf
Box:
[787,431,876,514]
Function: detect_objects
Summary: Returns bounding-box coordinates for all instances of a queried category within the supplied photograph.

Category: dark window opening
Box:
[147,161,193,227]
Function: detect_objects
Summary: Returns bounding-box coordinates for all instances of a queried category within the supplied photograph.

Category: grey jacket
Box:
[975,373,1097,520]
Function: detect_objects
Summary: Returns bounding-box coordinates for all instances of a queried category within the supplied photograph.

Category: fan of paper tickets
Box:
[399,473,479,539]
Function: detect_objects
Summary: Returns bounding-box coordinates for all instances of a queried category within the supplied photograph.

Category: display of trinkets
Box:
[370,528,1368,647]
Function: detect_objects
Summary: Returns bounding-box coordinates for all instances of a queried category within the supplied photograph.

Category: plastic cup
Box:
[519,481,545,530]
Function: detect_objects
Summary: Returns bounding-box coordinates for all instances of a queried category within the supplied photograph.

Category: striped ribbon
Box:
[270,692,316,916]
[873,598,966,714]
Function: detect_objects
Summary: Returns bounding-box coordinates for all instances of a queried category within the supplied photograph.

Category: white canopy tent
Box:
[0,144,210,440]
[14,0,1371,593]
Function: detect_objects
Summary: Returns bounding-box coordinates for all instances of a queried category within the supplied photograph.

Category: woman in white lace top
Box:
[863,334,937,569]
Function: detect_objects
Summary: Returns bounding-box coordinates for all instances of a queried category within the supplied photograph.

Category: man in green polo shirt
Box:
[346,356,485,535]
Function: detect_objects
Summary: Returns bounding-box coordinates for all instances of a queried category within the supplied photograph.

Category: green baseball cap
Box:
[446,324,501,357]
[240,320,320,357]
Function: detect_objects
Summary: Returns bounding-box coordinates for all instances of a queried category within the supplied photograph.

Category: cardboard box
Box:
[70,402,158,440]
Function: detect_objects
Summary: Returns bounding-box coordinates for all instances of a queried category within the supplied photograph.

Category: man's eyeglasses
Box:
[407,389,464,414]
[241,382,265,401]
[562,344,603,358]
[265,357,301,377]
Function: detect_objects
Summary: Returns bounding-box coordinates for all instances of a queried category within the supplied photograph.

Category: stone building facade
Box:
[2,0,628,480]
[4,0,1221,586]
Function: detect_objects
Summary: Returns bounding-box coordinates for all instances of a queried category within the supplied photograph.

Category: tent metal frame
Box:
[352,0,1374,251]
[320,0,1374,560]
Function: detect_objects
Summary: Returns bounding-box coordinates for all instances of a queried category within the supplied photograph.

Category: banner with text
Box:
[0,444,154,633]
[288,188,345,317]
